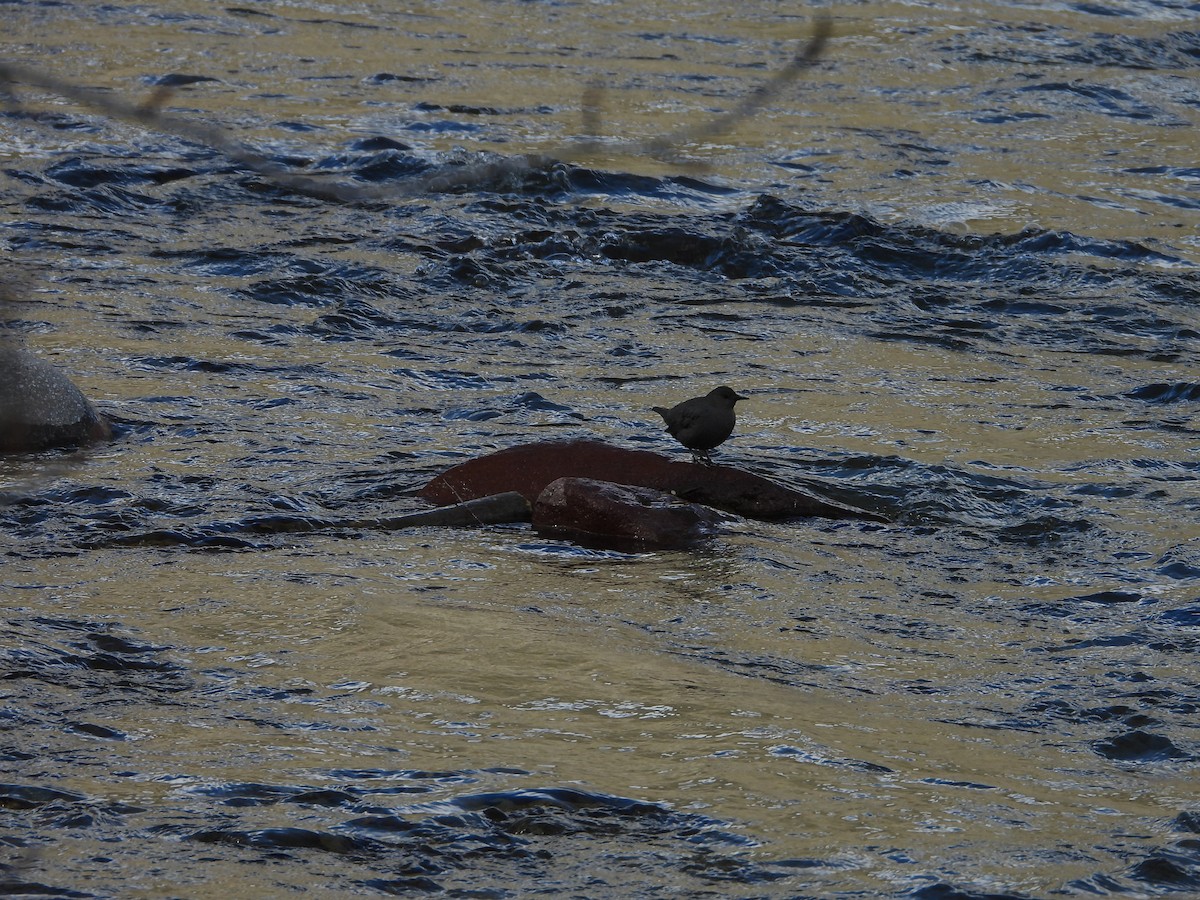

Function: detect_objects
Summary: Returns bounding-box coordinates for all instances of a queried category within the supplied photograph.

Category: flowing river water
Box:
[2,1,1199,897]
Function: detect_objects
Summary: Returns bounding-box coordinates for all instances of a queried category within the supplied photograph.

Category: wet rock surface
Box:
[421,439,886,522]
[532,476,725,549]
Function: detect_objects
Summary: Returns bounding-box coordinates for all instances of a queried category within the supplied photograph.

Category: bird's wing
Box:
[665,403,703,435]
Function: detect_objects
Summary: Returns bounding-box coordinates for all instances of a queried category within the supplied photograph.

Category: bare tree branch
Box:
[570,15,832,165]
[0,15,830,204]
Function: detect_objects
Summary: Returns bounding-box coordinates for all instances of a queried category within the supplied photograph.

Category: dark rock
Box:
[0,344,112,453]
[419,439,886,522]
[532,477,725,550]
[1092,730,1188,762]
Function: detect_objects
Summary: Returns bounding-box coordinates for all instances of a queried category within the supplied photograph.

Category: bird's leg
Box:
[692,450,714,466]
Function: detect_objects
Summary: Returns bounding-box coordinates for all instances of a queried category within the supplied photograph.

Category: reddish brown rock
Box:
[533,477,724,549]
[419,439,886,522]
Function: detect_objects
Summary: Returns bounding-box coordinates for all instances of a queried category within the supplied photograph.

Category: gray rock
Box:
[0,343,112,453]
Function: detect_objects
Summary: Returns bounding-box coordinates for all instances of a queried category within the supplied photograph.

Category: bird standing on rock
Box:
[652,386,747,465]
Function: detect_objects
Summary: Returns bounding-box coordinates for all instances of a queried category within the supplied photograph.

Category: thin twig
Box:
[569,16,832,165]
[0,16,830,204]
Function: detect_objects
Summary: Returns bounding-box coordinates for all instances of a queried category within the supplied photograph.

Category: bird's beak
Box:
[734,392,748,402]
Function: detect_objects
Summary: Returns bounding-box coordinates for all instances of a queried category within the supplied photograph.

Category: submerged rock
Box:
[533,477,725,549]
[0,344,112,453]
[419,439,886,522]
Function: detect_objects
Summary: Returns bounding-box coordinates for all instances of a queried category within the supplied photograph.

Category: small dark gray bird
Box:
[652,385,747,465]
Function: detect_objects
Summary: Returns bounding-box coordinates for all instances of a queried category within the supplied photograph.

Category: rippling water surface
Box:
[3,1,1199,897]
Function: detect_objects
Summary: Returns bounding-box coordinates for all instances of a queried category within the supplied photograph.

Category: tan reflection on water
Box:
[15,521,1191,896]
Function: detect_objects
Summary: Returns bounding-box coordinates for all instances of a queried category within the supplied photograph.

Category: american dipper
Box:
[652,385,747,465]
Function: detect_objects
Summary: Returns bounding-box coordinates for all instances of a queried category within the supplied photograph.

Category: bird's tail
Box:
[651,406,669,419]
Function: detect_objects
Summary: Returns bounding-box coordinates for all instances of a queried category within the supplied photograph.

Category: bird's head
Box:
[709,386,747,406]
